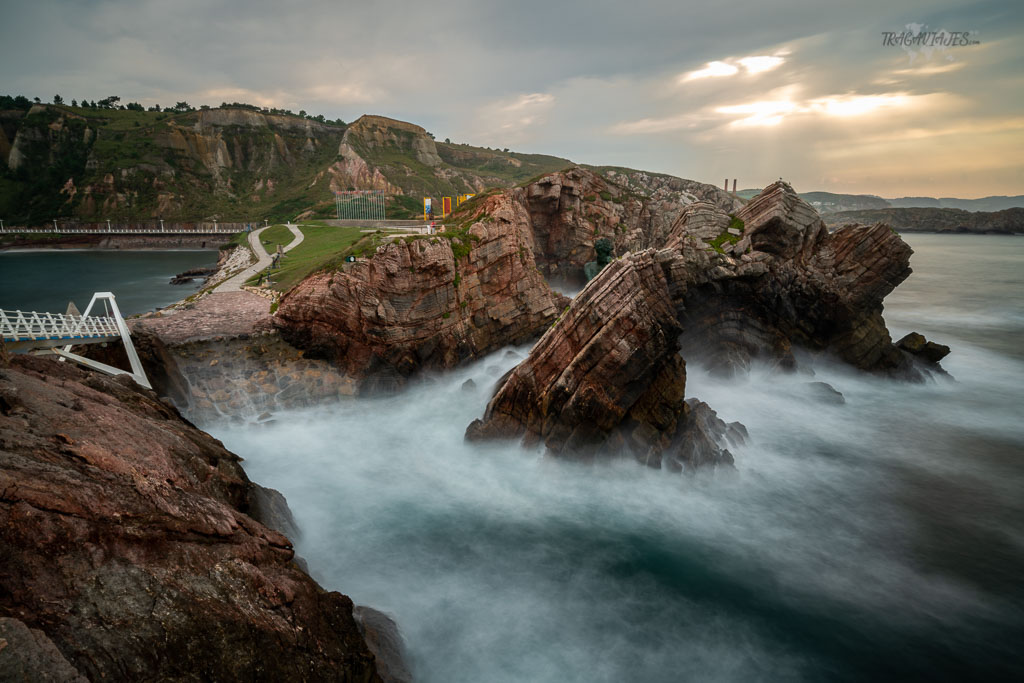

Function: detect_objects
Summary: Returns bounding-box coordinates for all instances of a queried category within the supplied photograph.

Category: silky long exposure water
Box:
[205,234,1021,681]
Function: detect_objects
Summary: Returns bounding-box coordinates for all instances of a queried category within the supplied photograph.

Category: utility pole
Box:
[160,218,164,232]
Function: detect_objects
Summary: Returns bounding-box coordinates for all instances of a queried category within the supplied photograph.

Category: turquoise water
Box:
[0,249,220,316]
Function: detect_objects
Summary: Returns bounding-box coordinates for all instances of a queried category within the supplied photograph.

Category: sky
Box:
[1,0,1021,198]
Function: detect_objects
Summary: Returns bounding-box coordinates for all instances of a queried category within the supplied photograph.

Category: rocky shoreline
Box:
[1,167,955,681]
[0,353,388,681]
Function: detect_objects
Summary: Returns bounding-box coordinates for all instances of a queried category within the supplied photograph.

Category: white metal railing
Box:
[0,226,239,235]
[1,293,151,389]
[1,308,120,342]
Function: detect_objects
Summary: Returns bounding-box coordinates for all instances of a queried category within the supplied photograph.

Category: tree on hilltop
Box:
[53,94,63,105]
[97,95,120,108]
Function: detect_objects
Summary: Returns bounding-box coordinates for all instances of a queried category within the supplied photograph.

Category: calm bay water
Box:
[0,249,220,316]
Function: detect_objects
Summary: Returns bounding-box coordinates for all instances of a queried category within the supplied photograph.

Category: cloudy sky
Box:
[2,0,1021,197]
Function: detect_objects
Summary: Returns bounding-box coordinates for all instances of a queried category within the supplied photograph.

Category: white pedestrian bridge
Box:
[1,292,150,388]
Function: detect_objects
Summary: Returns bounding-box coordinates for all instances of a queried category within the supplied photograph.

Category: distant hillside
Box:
[887,195,1024,212]
[0,104,570,224]
[735,188,1024,214]
[822,207,1024,234]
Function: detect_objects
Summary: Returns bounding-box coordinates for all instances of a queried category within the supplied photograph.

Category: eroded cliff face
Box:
[671,181,918,376]
[0,354,381,682]
[465,251,743,471]
[274,192,567,391]
[465,180,940,468]
[521,167,742,283]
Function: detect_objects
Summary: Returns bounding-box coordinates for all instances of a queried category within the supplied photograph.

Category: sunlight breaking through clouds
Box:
[682,60,740,80]
[737,55,786,74]
[681,53,787,81]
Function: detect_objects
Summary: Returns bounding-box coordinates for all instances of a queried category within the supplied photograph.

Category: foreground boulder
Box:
[466,251,741,471]
[0,354,382,682]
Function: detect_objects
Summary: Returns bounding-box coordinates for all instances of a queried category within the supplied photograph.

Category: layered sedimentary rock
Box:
[671,181,922,376]
[275,193,567,390]
[466,180,939,468]
[466,251,742,471]
[522,167,740,283]
[0,354,382,682]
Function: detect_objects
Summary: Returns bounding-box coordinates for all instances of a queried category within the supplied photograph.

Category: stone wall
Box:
[170,331,357,422]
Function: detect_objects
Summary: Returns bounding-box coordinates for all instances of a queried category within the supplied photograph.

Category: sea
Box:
[0,249,220,316]
[6,235,1023,681]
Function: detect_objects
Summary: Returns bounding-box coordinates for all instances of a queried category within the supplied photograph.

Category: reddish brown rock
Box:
[274,193,567,391]
[466,251,741,470]
[671,181,926,377]
[522,167,740,284]
[0,355,382,682]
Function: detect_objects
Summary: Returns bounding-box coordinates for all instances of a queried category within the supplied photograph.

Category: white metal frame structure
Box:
[1,292,151,389]
[335,190,386,220]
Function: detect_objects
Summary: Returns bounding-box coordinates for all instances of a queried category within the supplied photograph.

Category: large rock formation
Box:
[0,354,382,681]
[673,181,921,376]
[466,251,742,471]
[466,180,940,468]
[522,167,741,283]
[274,192,568,391]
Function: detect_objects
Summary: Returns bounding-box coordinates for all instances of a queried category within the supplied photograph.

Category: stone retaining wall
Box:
[170,331,356,422]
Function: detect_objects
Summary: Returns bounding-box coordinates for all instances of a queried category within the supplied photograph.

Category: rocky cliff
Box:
[519,167,741,283]
[671,181,922,376]
[274,191,568,391]
[465,251,743,471]
[0,353,382,681]
[465,180,945,467]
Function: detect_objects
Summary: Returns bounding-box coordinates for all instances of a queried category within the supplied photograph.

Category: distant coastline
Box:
[821,207,1024,235]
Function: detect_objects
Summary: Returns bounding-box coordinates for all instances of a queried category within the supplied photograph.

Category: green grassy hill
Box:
[0,103,570,225]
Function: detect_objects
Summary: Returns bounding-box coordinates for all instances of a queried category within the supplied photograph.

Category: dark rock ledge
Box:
[0,352,384,682]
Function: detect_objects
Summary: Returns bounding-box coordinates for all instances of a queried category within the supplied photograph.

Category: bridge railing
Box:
[0,227,240,235]
[0,309,120,342]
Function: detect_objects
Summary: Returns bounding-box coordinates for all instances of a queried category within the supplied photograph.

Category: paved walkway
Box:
[133,291,272,344]
[217,224,303,292]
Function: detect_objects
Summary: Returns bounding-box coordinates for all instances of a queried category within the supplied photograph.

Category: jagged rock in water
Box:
[896,332,951,364]
[806,381,846,405]
[247,483,302,540]
[169,266,217,285]
[0,355,382,682]
[275,195,567,391]
[465,251,737,470]
[669,181,925,378]
[354,606,413,683]
[461,378,477,392]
